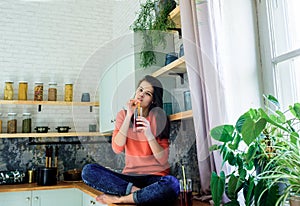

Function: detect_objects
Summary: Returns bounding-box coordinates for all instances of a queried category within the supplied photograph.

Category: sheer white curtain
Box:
[179,0,229,198]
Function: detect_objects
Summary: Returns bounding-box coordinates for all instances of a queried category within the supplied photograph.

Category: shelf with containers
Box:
[0,101,102,138]
[151,57,192,121]
[1,81,99,110]
[150,4,192,121]
[0,132,111,138]
[0,82,101,138]
[0,100,99,107]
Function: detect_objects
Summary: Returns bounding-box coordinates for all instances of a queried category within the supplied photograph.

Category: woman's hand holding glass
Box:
[135,116,155,140]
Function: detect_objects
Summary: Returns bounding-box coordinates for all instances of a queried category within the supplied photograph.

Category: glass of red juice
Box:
[179,179,193,206]
[133,106,142,132]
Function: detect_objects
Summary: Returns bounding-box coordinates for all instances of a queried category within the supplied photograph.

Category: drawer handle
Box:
[90,200,96,205]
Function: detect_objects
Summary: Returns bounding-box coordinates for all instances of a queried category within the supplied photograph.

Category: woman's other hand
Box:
[126,99,140,117]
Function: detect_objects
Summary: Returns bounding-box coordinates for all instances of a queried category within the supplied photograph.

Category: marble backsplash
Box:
[0,119,200,192]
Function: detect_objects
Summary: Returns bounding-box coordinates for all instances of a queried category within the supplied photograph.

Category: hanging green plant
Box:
[130,0,176,68]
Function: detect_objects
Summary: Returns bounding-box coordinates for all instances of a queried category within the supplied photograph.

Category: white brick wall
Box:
[0,0,180,133]
[0,0,115,132]
[112,0,139,39]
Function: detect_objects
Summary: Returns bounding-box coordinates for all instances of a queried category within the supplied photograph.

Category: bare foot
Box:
[96,193,135,204]
[96,194,121,204]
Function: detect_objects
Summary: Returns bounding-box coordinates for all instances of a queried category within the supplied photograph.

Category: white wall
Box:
[0,0,114,132]
[112,0,139,39]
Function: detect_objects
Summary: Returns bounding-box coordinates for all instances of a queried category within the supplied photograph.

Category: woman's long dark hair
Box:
[137,75,170,139]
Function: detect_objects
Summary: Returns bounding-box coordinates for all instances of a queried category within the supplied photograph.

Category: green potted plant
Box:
[130,0,176,68]
[209,95,296,206]
[257,102,300,206]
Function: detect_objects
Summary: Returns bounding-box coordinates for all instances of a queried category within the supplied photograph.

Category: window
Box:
[257,0,300,109]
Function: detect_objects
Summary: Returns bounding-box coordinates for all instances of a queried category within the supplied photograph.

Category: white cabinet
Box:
[0,188,81,206]
[99,35,135,133]
[0,191,31,206]
[99,55,135,133]
[82,193,106,206]
[32,188,82,206]
[99,62,118,132]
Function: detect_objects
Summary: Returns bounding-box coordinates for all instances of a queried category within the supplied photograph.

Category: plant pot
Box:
[290,196,300,206]
[165,52,178,65]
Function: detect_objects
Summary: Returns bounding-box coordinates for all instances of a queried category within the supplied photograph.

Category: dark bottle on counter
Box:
[22,113,31,133]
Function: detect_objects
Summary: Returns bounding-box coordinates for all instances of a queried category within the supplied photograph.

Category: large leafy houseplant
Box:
[131,0,176,68]
[209,95,299,206]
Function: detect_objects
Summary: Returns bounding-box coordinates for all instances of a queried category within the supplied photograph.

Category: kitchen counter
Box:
[0,182,209,206]
[0,181,135,206]
[0,181,95,195]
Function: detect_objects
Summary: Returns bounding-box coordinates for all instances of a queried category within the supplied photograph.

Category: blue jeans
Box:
[82,163,180,205]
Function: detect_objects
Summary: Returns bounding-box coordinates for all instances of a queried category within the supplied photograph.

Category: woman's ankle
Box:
[131,185,140,193]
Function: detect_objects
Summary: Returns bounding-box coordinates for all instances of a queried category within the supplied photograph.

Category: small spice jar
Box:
[7,112,17,133]
[22,113,31,133]
[48,82,57,101]
[64,83,73,102]
[34,82,43,101]
[4,81,14,100]
[18,81,28,100]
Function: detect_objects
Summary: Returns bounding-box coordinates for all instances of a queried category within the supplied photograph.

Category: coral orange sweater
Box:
[112,110,170,176]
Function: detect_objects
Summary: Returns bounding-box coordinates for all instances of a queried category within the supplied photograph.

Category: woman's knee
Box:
[81,163,102,181]
[161,175,180,196]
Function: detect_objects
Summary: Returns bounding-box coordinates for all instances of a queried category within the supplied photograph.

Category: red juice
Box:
[180,190,192,206]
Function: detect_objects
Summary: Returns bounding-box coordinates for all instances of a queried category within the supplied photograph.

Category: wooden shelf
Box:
[151,56,186,77]
[0,132,111,138]
[170,5,181,28]
[169,110,193,121]
[0,100,99,106]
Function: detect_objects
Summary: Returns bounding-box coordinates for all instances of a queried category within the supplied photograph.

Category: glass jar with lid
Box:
[4,81,14,100]
[34,82,43,101]
[7,112,17,133]
[22,113,31,133]
[64,83,73,102]
[48,82,57,101]
[18,81,28,100]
